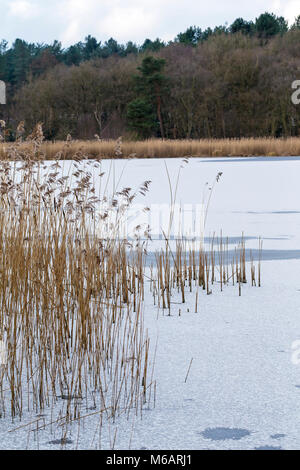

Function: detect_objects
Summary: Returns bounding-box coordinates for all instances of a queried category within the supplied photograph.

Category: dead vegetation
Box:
[1,136,300,160]
[0,123,263,447]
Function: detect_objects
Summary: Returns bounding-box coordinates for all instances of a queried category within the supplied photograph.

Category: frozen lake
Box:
[66,155,300,258]
[117,156,300,451]
[1,156,300,450]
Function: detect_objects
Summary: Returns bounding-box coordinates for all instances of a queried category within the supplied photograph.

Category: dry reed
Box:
[0,137,300,160]
[0,124,154,444]
[0,122,264,448]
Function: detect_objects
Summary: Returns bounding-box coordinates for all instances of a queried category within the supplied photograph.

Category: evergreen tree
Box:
[64,43,83,66]
[48,40,63,61]
[230,18,254,35]
[0,40,8,80]
[101,38,121,57]
[175,26,202,45]
[127,98,157,137]
[134,56,168,138]
[255,12,288,38]
[201,27,213,41]
[11,39,33,86]
[140,39,165,52]
[124,41,138,56]
[291,15,300,30]
[83,35,101,60]
[213,25,228,35]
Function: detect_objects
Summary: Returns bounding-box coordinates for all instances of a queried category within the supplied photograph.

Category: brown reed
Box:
[0,122,264,448]
[1,137,300,160]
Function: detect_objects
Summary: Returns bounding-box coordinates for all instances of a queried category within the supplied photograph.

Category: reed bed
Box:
[1,136,300,160]
[0,125,155,446]
[0,123,263,447]
[151,233,262,315]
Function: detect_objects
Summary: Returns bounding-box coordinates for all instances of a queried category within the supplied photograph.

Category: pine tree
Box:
[127,98,157,137]
[133,56,168,138]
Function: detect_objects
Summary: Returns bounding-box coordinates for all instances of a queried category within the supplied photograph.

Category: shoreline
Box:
[2,137,300,160]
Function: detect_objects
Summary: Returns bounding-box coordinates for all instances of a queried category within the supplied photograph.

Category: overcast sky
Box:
[1,0,299,47]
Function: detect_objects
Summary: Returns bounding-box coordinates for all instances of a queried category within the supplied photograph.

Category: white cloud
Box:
[57,0,166,44]
[272,0,299,23]
[8,0,39,20]
[60,21,80,45]
[282,1,299,24]
[99,5,157,42]
[0,0,299,46]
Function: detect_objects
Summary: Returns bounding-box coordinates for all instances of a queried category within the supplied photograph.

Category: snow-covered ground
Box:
[1,156,300,450]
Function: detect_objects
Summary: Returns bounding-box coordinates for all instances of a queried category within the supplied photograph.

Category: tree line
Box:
[1,12,300,140]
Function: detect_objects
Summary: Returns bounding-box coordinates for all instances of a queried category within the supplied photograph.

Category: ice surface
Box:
[1,156,300,450]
